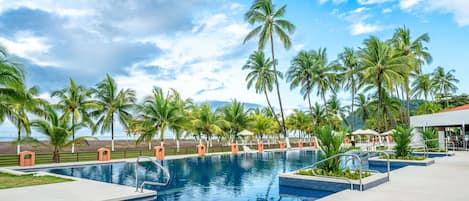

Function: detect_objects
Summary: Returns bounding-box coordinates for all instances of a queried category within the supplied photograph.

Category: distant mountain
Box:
[197,100,265,110]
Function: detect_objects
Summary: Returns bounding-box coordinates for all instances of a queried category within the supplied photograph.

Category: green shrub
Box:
[421,128,439,150]
[297,168,372,180]
[315,126,345,172]
[393,126,412,157]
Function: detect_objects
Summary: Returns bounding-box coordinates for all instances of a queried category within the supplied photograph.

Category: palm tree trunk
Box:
[395,86,405,123]
[269,34,288,148]
[351,85,355,131]
[53,149,60,163]
[111,113,115,151]
[405,83,411,126]
[307,91,313,119]
[377,84,382,132]
[71,114,75,153]
[264,89,282,129]
[17,122,21,155]
[176,139,180,152]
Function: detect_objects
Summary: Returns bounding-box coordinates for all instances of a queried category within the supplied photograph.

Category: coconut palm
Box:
[338,47,360,131]
[7,85,47,154]
[311,102,326,127]
[392,26,432,125]
[242,51,282,127]
[248,112,275,141]
[51,79,96,153]
[286,50,315,117]
[354,93,370,124]
[136,87,185,149]
[90,74,136,151]
[411,74,432,112]
[310,48,338,115]
[244,0,295,146]
[32,105,94,163]
[359,36,408,131]
[0,44,25,122]
[286,109,310,140]
[191,104,226,153]
[327,95,349,129]
[431,66,459,108]
[219,100,249,143]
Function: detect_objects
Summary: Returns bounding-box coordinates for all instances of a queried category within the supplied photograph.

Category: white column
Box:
[438,127,445,150]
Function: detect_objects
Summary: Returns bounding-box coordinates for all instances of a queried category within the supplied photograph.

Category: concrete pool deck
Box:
[319,151,469,201]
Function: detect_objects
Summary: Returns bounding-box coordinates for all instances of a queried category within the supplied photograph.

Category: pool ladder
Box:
[135,156,171,193]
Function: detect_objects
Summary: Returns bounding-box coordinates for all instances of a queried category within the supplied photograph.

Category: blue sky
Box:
[0,0,468,139]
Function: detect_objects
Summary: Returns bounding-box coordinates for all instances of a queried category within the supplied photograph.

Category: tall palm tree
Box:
[7,85,47,154]
[327,95,349,129]
[354,93,370,124]
[392,26,432,124]
[244,0,295,146]
[248,112,275,140]
[286,109,310,140]
[338,47,360,131]
[219,100,249,143]
[310,48,338,115]
[137,87,184,149]
[286,50,315,118]
[191,103,226,153]
[311,102,326,128]
[243,51,282,128]
[32,105,94,163]
[359,36,408,131]
[51,79,95,153]
[411,74,432,112]
[90,74,136,151]
[431,66,459,108]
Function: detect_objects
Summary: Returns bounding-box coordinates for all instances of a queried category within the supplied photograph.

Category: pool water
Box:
[37,150,388,201]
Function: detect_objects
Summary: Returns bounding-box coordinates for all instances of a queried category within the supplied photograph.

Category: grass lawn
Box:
[0,172,73,189]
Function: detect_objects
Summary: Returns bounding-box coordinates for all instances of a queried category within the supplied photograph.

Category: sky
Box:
[0,0,468,140]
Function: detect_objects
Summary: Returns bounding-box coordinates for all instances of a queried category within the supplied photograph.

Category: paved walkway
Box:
[319,151,469,201]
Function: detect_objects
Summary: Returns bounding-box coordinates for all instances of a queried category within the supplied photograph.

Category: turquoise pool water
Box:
[35,150,396,200]
[38,150,336,200]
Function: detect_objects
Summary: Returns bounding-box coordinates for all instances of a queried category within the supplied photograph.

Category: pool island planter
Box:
[279,172,389,192]
[368,156,435,167]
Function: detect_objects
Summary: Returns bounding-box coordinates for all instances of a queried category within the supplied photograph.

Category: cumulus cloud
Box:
[333,6,385,35]
[319,0,348,4]
[358,0,394,5]
[351,22,383,35]
[399,0,422,9]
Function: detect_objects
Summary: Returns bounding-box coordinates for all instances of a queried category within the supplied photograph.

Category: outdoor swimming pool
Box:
[33,150,389,201]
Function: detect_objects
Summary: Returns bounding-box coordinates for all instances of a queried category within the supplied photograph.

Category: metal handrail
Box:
[411,144,428,157]
[135,156,170,193]
[299,153,363,191]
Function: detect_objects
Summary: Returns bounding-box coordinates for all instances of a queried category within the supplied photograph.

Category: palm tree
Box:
[392,26,432,124]
[51,79,95,153]
[7,85,47,154]
[359,36,408,131]
[311,102,326,128]
[31,105,94,163]
[338,47,360,131]
[286,109,310,140]
[431,66,459,108]
[286,50,315,118]
[191,104,226,153]
[243,51,282,128]
[0,44,25,122]
[248,112,275,141]
[354,93,370,123]
[244,0,295,146]
[310,48,338,115]
[136,87,184,149]
[90,74,136,151]
[411,74,432,112]
[327,95,349,129]
[219,100,249,143]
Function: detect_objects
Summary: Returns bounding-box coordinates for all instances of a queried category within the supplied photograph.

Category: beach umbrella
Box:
[238,130,254,136]
[352,129,379,135]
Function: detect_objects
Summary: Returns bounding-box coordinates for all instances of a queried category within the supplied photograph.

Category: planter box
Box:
[279,171,389,192]
[412,152,455,157]
[368,157,435,167]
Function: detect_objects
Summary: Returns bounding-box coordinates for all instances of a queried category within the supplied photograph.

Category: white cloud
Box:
[293,44,305,52]
[382,8,393,13]
[0,32,58,67]
[351,22,383,35]
[357,0,394,5]
[425,0,469,26]
[399,0,422,9]
[115,12,265,105]
[319,0,348,4]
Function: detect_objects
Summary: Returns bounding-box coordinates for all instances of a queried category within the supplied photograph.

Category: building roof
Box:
[440,104,469,113]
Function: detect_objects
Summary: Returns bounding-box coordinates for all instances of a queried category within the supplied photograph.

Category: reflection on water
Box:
[45,150,333,201]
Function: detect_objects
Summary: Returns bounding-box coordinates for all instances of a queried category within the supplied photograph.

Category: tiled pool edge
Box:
[279,171,389,192]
